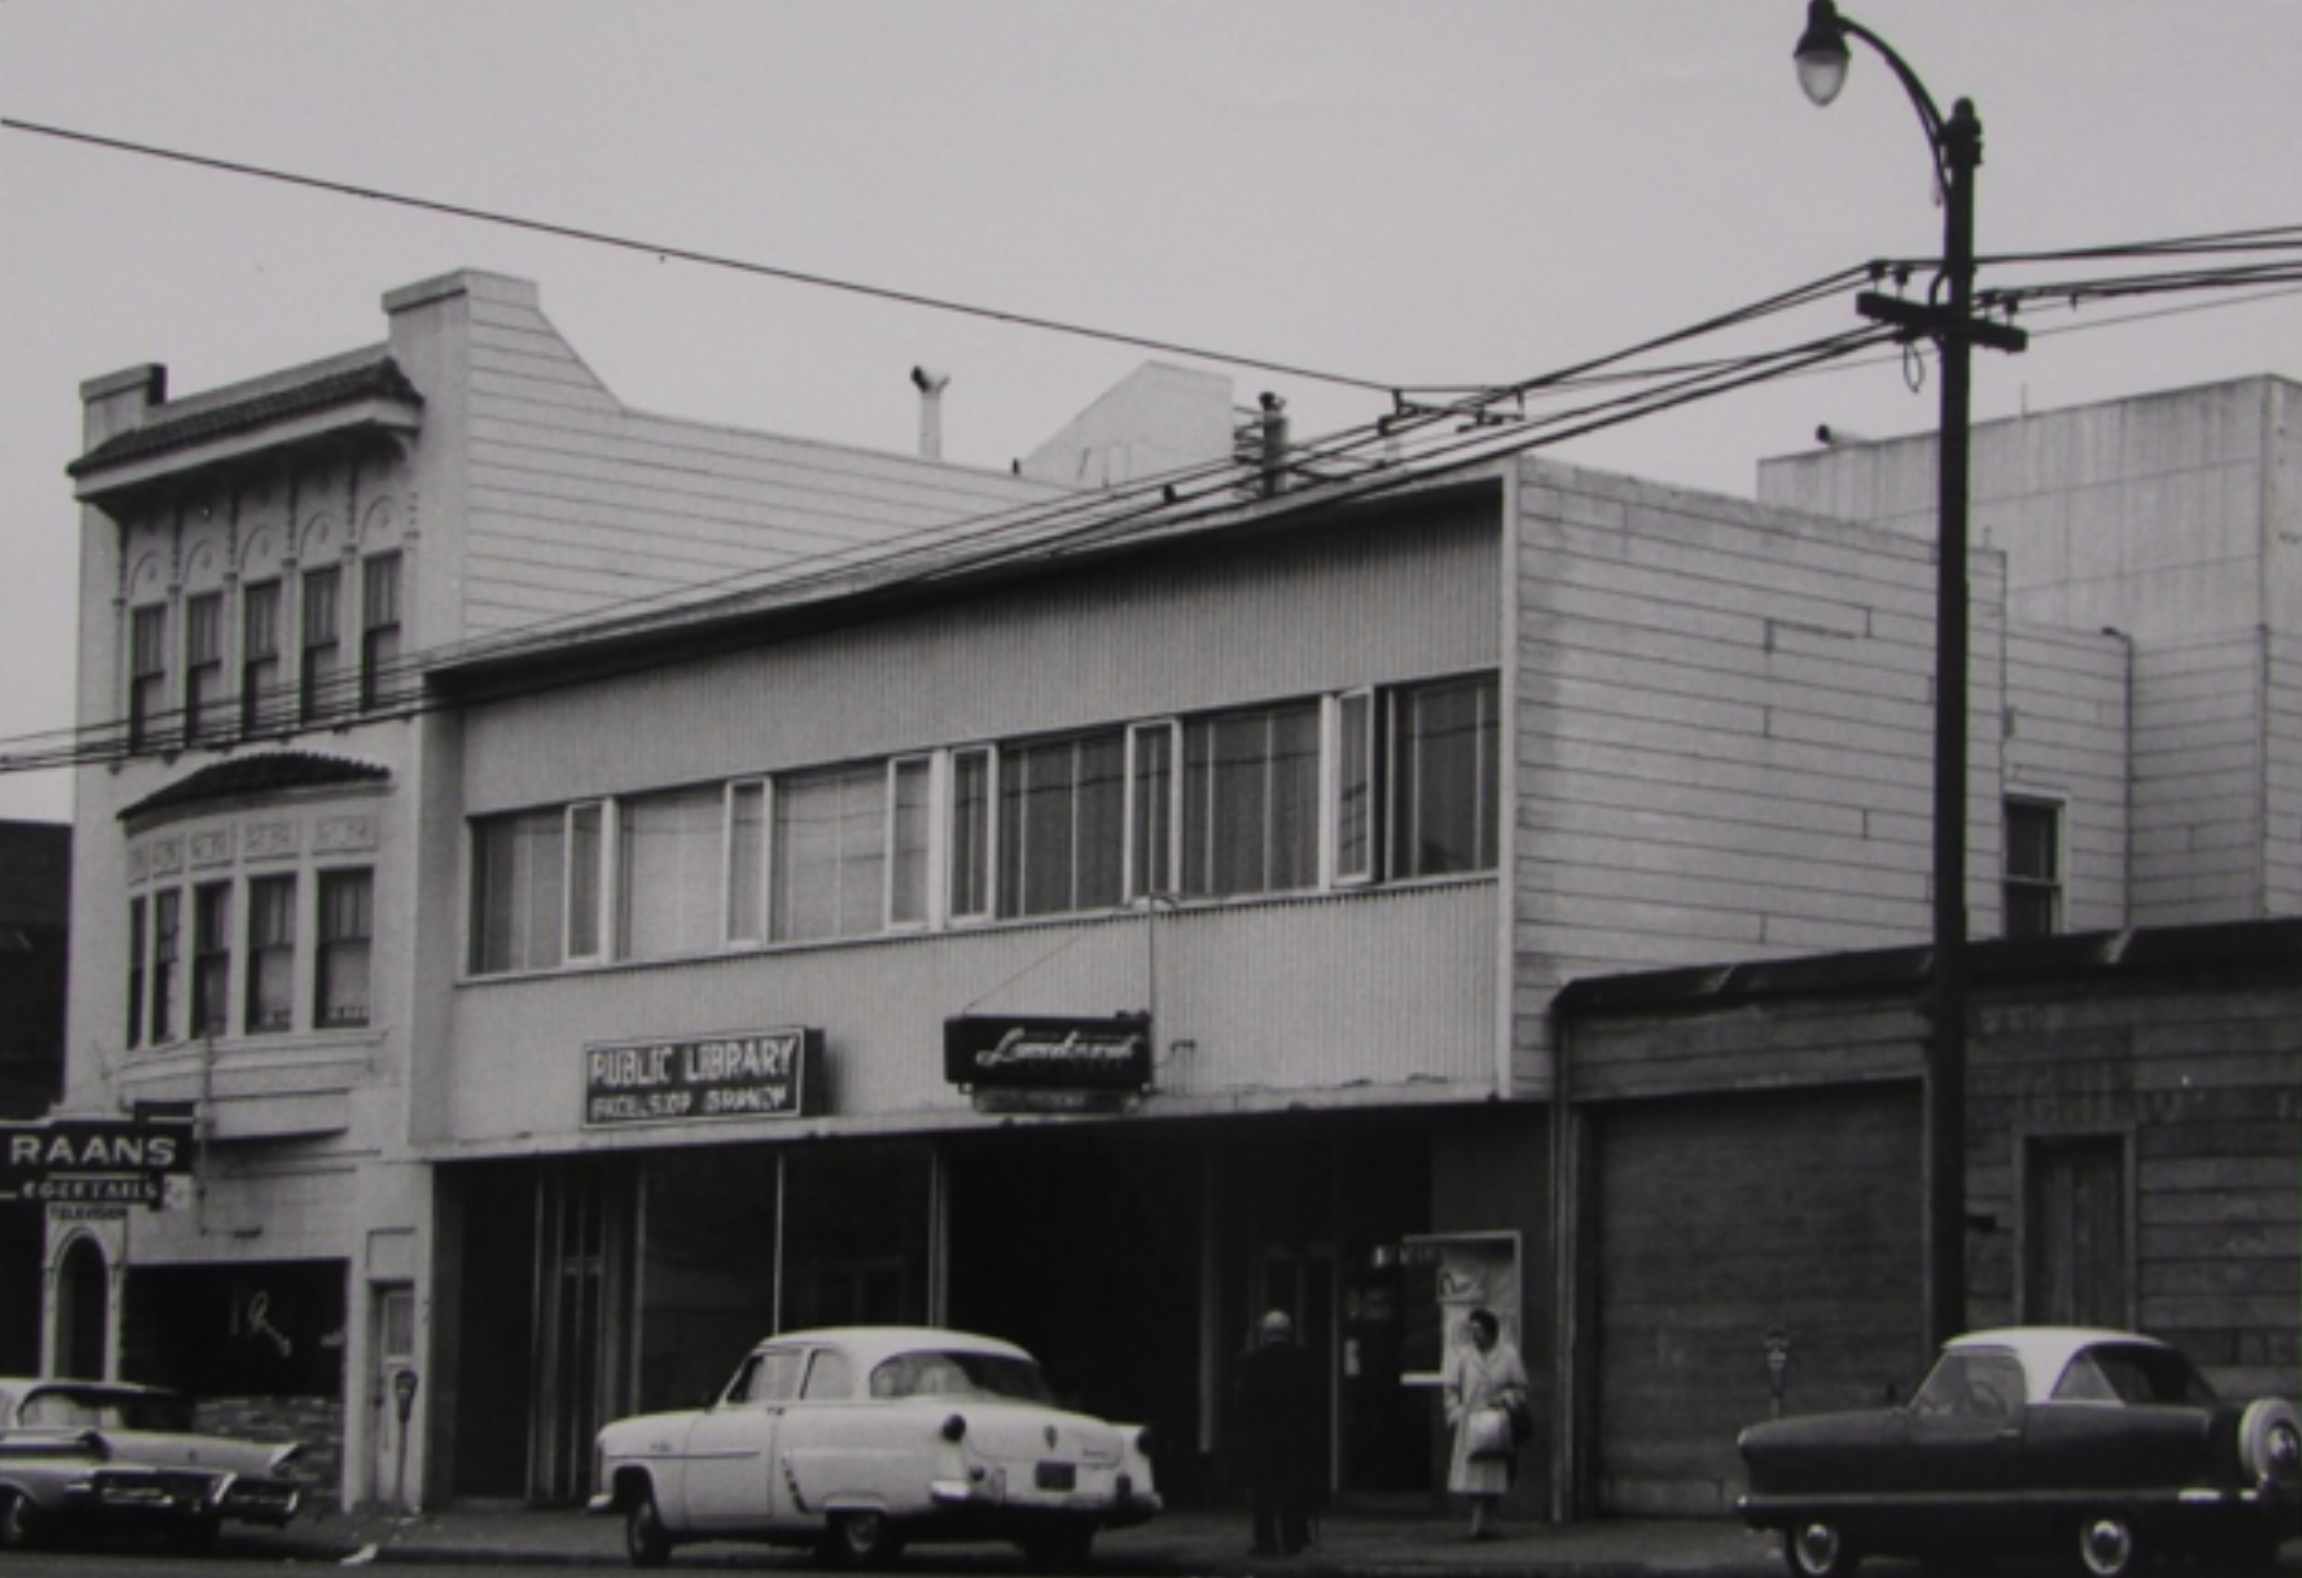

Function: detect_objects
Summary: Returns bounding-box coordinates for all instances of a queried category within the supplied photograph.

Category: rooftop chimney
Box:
[912,366,951,460]
[1258,392,1290,498]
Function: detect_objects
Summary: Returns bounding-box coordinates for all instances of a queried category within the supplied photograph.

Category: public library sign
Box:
[583,1029,820,1128]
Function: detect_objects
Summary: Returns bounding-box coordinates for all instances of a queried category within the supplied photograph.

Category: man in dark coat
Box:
[1236,1309,1322,1555]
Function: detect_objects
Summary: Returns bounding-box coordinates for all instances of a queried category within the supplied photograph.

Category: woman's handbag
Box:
[1466,1404,1514,1460]
[1502,1388,1534,1443]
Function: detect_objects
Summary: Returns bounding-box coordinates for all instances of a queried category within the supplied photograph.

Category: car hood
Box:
[93,1429,300,1479]
[1740,1409,1897,1458]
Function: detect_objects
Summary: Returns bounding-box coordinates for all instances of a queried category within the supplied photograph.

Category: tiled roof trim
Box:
[70,356,423,478]
[121,752,391,821]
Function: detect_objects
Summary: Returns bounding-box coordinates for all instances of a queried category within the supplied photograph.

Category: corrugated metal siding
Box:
[438,880,1497,1149]
[2270,632,2302,916]
[454,286,1066,640]
[2131,630,2269,924]
[462,497,1502,809]
[2005,623,2131,932]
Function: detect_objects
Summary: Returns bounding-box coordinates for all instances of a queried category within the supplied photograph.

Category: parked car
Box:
[0,1376,304,1551]
[588,1326,1160,1568]
[1738,1326,2301,1577]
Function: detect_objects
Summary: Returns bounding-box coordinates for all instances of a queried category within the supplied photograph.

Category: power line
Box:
[0,117,1402,398]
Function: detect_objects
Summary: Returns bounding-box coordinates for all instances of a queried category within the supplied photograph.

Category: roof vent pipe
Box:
[1258,392,1290,497]
[912,366,952,460]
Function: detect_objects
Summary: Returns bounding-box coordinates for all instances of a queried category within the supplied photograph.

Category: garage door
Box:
[1592,1083,1923,1515]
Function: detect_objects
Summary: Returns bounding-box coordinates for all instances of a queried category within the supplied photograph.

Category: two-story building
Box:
[45,269,2296,1516]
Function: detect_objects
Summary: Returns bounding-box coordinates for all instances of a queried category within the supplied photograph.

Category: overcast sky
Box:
[3,0,2297,822]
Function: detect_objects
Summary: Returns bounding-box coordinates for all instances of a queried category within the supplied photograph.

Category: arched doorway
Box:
[55,1236,109,1379]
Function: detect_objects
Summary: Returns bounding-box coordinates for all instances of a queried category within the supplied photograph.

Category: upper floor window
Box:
[1391,674,1501,878]
[246,874,297,1033]
[617,787,724,963]
[301,565,343,724]
[184,592,225,745]
[149,889,181,1044]
[317,869,374,1027]
[360,552,403,711]
[471,808,571,975]
[125,862,376,1051]
[190,882,232,1039]
[773,765,887,943]
[465,670,1501,978]
[242,581,284,734]
[1000,731,1124,918]
[2005,796,2063,939]
[1182,701,1320,898]
[127,604,169,752]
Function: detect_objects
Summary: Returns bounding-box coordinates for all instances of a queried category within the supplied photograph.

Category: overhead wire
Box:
[0,115,2296,772]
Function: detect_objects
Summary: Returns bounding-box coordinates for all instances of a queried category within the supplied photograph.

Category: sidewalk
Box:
[243,1503,1795,1575]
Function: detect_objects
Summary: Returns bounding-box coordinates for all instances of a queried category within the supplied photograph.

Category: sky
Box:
[3,0,2297,823]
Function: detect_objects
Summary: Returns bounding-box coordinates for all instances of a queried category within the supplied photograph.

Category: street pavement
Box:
[242,1503,1801,1575]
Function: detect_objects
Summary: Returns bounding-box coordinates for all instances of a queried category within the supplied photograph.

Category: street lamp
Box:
[1791,0,2025,1354]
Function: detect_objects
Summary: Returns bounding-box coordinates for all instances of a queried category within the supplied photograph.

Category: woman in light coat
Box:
[1443,1307,1529,1540]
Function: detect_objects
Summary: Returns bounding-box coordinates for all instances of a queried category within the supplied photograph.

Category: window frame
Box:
[1125,721,1181,902]
[359,551,403,713]
[241,580,284,735]
[183,591,225,746]
[2004,794,2065,939]
[300,563,343,724]
[947,747,997,925]
[127,603,170,753]
[245,873,298,1035]
[189,880,233,1040]
[316,866,374,1028]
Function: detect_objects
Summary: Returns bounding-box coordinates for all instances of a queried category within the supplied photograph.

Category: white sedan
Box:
[587,1326,1160,1568]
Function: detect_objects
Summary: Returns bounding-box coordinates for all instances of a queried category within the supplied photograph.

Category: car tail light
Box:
[941,1413,968,1443]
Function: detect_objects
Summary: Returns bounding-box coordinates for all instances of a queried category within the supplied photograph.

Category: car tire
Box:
[0,1488,43,1551]
[2074,1512,2146,1577]
[625,1489,673,1569]
[1784,1520,1861,1578]
[825,1509,903,1568]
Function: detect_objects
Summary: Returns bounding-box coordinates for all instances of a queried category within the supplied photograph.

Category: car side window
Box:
[2052,1352,2121,1403]
[800,1350,854,1401]
[1913,1351,2026,1417]
[728,1349,807,1405]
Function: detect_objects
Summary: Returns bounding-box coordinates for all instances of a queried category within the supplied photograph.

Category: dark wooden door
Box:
[2023,1135,2127,1328]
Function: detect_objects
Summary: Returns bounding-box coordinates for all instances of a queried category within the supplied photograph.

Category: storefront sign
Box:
[0,1115,194,1211]
[582,1029,819,1127]
[942,1014,1152,1092]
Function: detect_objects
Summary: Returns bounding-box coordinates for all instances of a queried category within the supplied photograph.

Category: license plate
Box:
[1035,1462,1076,1492]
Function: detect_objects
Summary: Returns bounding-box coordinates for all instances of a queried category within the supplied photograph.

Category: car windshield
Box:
[2052,1343,2219,1406]
[19,1388,195,1432]
[870,1350,1054,1403]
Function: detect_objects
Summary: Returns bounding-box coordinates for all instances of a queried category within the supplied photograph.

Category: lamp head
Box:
[1794,0,1852,106]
